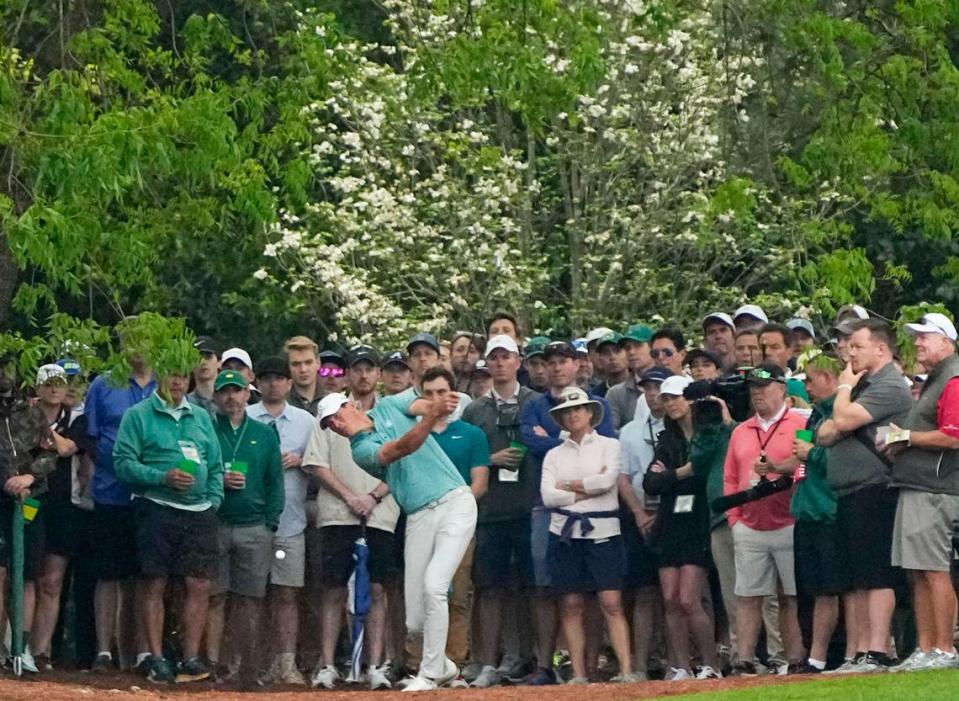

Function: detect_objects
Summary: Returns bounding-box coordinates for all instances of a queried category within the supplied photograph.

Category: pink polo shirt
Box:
[723,407,806,531]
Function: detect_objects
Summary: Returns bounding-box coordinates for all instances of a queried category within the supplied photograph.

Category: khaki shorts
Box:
[892,489,959,573]
[270,531,306,588]
[213,523,273,598]
[732,522,796,597]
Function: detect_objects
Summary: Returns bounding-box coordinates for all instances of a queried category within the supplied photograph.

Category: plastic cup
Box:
[509,441,528,458]
[178,459,198,476]
[230,461,249,475]
[795,430,814,443]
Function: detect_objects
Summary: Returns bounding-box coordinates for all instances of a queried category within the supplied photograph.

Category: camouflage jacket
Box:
[0,402,57,496]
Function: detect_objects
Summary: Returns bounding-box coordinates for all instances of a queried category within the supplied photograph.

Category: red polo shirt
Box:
[723,407,806,531]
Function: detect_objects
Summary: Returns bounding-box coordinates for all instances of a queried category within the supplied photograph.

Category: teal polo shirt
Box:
[432,419,491,485]
[351,392,466,513]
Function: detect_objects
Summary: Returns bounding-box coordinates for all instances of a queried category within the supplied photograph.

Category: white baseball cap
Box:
[318,392,350,428]
[786,318,816,339]
[905,313,958,342]
[585,327,615,345]
[484,334,519,357]
[703,312,735,330]
[36,363,68,386]
[733,304,768,324]
[659,375,693,397]
[836,304,869,323]
[221,347,253,369]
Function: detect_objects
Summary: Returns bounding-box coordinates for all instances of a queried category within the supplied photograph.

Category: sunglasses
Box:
[318,367,346,378]
[650,348,675,359]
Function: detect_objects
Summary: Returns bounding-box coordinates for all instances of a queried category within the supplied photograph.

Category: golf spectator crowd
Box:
[2,303,959,691]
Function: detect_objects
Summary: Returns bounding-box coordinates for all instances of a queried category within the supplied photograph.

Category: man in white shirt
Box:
[247,356,316,685]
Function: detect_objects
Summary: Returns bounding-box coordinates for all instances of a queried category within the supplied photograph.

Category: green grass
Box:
[659,670,959,700]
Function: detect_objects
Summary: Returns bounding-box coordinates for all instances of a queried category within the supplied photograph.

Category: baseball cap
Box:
[621,324,653,344]
[542,340,577,360]
[193,335,219,356]
[346,345,380,367]
[836,304,869,323]
[746,362,787,386]
[318,350,346,368]
[639,367,673,385]
[733,304,768,324]
[572,338,589,355]
[686,348,722,367]
[524,336,551,359]
[585,327,615,346]
[786,318,816,339]
[36,364,68,386]
[660,375,693,397]
[318,392,350,429]
[905,313,958,342]
[221,347,253,369]
[406,332,440,354]
[254,355,291,379]
[832,319,859,338]
[56,358,82,376]
[214,369,248,391]
[485,334,519,357]
[381,351,410,370]
[596,332,624,349]
[473,359,491,375]
[703,312,735,330]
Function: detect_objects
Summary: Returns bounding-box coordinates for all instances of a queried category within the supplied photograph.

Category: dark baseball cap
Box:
[639,367,673,385]
[525,336,551,359]
[542,340,577,360]
[254,355,290,379]
[747,362,787,386]
[347,345,379,368]
[407,332,440,354]
[318,350,347,368]
[381,351,410,370]
[686,348,722,368]
[193,335,219,356]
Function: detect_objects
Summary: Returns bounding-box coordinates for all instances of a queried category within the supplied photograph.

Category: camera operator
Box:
[723,363,807,675]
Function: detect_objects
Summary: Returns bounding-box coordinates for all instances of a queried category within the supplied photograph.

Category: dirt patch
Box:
[0,671,823,701]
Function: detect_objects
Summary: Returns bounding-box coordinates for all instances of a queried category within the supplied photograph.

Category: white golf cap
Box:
[703,312,735,330]
[318,392,350,427]
[905,313,957,342]
[484,334,519,357]
[585,327,615,345]
[36,363,68,385]
[221,347,253,369]
[786,318,816,338]
[659,375,693,397]
[733,304,768,324]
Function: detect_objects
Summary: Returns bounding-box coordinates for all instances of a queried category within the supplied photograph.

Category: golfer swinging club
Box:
[319,389,476,692]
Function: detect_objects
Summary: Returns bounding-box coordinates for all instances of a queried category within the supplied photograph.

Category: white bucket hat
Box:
[549,386,604,428]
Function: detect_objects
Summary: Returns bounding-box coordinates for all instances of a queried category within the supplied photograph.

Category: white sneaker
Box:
[401,675,439,692]
[928,649,959,670]
[470,665,502,688]
[566,676,589,685]
[665,667,691,681]
[18,647,38,674]
[311,664,341,690]
[610,671,644,683]
[369,664,393,690]
[696,665,723,680]
[828,656,865,674]
[890,649,932,673]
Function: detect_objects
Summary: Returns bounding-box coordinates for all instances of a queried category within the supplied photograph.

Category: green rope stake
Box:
[10,498,24,677]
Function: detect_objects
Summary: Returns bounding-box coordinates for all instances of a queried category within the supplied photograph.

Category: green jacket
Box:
[214,413,285,530]
[113,394,224,509]
[791,396,837,523]
[690,421,735,530]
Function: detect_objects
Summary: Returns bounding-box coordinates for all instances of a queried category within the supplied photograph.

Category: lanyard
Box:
[752,411,788,456]
[223,419,250,463]
[646,417,658,448]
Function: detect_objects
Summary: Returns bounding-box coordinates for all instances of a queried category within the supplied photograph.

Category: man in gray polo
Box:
[887,313,959,671]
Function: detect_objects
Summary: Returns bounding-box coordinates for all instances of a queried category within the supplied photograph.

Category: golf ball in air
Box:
[275,549,286,560]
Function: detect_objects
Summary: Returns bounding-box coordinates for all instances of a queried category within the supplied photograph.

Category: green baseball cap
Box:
[621,324,653,344]
[596,332,625,348]
[525,336,551,359]
[214,369,248,392]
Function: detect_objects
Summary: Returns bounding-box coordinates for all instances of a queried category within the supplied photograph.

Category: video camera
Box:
[683,367,753,426]
[710,474,794,513]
